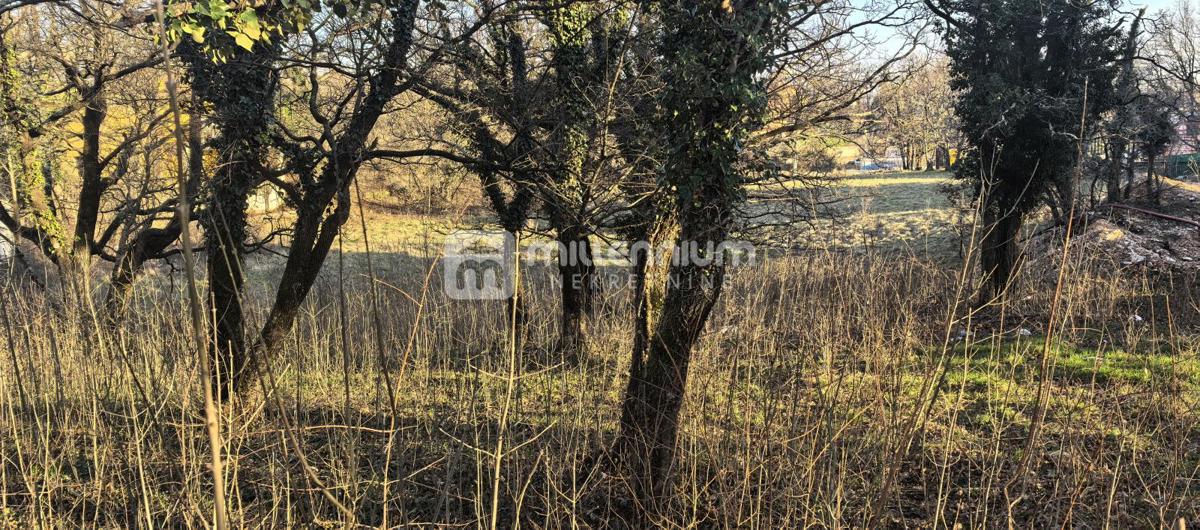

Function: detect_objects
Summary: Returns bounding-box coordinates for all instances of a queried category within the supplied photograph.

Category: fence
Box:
[1166,153,1200,178]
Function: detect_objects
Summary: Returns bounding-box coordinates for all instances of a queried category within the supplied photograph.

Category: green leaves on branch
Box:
[163,0,368,59]
[546,0,592,48]
[164,0,297,59]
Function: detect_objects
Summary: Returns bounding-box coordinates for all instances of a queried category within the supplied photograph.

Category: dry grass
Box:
[1,238,1198,528]
[1,171,1199,527]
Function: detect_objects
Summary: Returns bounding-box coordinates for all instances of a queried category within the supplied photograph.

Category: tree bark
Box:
[239,194,347,391]
[74,90,106,259]
[206,158,250,399]
[1107,142,1125,204]
[555,225,594,356]
[1124,146,1137,200]
[1147,152,1158,204]
[619,220,672,441]
[615,227,726,505]
[181,39,280,399]
[979,202,1023,304]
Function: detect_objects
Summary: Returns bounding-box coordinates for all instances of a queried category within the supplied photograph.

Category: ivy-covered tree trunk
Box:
[612,0,783,515]
[544,0,604,355]
[206,140,254,397]
[183,42,279,399]
[553,222,594,354]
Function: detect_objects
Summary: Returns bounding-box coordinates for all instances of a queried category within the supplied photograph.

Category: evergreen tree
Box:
[926,0,1125,300]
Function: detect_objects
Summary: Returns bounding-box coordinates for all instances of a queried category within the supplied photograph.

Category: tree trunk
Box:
[615,232,726,506]
[607,0,773,517]
[493,173,534,335]
[979,203,1023,304]
[555,226,594,356]
[1107,142,1125,204]
[240,197,345,392]
[505,291,527,332]
[628,247,650,378]
[1124,146,1137,200]
[612,45,753,525]
[74,91,106,260]
[1046,194,1064,228]
[224,0,420,396]
[1147,152,1158,204]
[103,250,140,325]
[1056,172,1076,225]
[206,163,250,400]
[181,39,280,399]
[619,220,672,441]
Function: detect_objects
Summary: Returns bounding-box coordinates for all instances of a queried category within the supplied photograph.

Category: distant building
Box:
[1166,116,1200,178]
[1167,116,1199,157]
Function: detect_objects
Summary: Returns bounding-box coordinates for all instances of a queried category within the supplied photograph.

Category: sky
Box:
[857,0,1193,60]
[1130,0,1180,11]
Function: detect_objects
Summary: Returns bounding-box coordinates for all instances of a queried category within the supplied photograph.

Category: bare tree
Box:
[871,54,960,171]
[414,1,636,353]
[0,3,177,317]
[1142,0,1200,139]
[1141,0,1200,188]
[192,1,497,396]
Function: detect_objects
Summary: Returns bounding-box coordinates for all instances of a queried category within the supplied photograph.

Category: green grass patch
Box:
[943,337,1200,386]
[923,337,1200,434]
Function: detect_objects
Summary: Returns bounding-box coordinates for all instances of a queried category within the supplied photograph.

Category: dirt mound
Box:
[1030,179,1200,273]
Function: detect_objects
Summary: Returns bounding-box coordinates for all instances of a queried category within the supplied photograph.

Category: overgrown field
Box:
[2,173,1199,528]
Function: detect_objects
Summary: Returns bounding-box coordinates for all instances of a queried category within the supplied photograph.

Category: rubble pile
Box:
[1029,179,1200,273]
